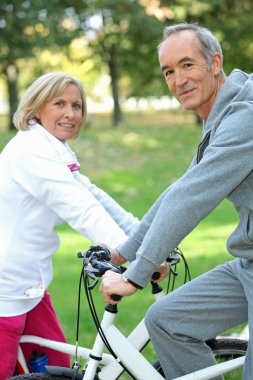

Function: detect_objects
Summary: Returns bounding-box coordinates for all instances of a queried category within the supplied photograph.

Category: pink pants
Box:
[0,292,70,380]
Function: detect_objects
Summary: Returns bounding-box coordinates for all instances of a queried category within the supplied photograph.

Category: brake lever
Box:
[166,250,180,276]
[166,252,180,266]
[169,265,178,276]
[85,270,99,290]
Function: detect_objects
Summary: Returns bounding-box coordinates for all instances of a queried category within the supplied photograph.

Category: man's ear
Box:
[211,52,223,75]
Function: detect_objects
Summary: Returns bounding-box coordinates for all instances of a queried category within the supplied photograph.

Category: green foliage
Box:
[0,0,88,128]
[157,0,253,74]
[1,0,253,129]
[68,0,167,124]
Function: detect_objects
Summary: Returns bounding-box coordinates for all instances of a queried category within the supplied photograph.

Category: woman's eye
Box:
[55,101,64,106]
[73,103,81,109]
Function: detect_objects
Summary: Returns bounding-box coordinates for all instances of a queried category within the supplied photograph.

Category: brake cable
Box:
[83,268,133,377]
[165,247,191,294]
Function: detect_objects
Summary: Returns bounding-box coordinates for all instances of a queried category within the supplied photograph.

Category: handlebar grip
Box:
[151,272,161,281]
[111,294,122,301]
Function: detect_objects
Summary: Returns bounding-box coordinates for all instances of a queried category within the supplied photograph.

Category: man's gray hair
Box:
[159,22,223,69]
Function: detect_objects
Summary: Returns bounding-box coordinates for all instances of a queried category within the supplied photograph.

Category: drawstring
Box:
[68,163,80,172]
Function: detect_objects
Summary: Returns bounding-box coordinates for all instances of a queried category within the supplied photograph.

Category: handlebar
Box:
[77,245,125,276]
[77,246,126,301]
[77,245,181,294]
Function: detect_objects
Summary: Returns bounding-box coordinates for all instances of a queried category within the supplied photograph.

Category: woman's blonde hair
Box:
[13,72,87,131]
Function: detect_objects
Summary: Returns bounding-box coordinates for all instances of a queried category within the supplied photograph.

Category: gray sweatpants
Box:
[145,258,253,380]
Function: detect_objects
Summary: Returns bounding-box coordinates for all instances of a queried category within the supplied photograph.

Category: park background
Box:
[0,0,252,375]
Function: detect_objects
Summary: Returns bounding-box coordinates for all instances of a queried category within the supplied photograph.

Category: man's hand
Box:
[152,261,170,282]
[100,270,137,304]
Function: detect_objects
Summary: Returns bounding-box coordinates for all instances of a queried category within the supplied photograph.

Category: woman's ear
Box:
[211,52,223,76]
[35,110,40,122]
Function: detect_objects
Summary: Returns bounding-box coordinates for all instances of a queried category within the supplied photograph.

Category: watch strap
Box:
[122,274,143,290]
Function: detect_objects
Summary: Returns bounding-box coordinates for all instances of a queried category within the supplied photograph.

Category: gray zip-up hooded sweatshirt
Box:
[120,69,253,288]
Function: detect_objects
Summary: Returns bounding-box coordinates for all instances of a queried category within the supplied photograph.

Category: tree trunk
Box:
[107,47,123,127]
[4,63,19,130]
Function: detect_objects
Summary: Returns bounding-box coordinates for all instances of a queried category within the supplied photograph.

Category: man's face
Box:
[159,31,222,120]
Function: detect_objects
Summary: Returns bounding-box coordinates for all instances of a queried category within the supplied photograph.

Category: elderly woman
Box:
[0,72,138,378]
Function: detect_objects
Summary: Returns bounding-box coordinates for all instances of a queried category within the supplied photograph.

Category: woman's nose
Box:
[64,105,74,118]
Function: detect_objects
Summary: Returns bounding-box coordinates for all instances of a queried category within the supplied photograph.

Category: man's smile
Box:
[178,87,196,97]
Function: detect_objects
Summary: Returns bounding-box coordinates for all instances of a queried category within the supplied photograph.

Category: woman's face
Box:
[37,84,83,142]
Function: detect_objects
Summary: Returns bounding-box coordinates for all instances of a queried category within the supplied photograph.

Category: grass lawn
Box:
[0,110,243,375]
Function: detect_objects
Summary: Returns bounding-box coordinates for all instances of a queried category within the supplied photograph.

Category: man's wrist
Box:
[122,274,143,290]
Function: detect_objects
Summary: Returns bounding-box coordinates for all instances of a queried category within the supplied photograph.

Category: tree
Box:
[147,0,253,74]
[0,0,84,129]
[2,0,252,130]
[69,0,164,126]
[0,0,164,128]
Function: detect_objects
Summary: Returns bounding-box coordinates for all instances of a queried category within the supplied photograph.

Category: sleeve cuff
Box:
[123,256,157,288]
[117,236,141,262]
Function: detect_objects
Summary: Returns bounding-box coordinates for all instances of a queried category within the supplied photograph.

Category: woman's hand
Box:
[98,243,127,265]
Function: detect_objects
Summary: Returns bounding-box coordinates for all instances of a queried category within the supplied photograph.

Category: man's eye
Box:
[184,63,193,69]
[165,70,173,77]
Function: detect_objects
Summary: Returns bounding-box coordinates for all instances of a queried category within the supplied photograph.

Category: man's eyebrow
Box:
[178,56,195,63]
[160,56,195,72]
[160,64,169,72]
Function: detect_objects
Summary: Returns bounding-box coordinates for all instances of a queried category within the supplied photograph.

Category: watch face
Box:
[122,275,142,290]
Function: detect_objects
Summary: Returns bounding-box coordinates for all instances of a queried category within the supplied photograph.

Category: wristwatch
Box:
[122,274,143,290]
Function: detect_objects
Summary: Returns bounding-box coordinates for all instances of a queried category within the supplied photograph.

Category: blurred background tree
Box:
[0,0,252,129]
[0,0,82,129]
[70,0,164,126]
[155,0,253,74]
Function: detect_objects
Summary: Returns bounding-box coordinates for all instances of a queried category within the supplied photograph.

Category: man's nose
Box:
[175,70,188,87]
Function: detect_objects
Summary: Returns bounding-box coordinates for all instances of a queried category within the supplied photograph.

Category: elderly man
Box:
[100,23,253,379]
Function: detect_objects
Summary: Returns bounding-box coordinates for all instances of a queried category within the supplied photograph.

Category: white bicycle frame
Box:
[17,286,245,380]
[17,289,164,379]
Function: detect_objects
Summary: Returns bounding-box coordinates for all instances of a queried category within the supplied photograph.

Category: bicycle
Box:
[8,246,247,380]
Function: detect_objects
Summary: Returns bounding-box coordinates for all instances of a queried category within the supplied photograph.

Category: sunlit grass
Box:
[0,110,242,376]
